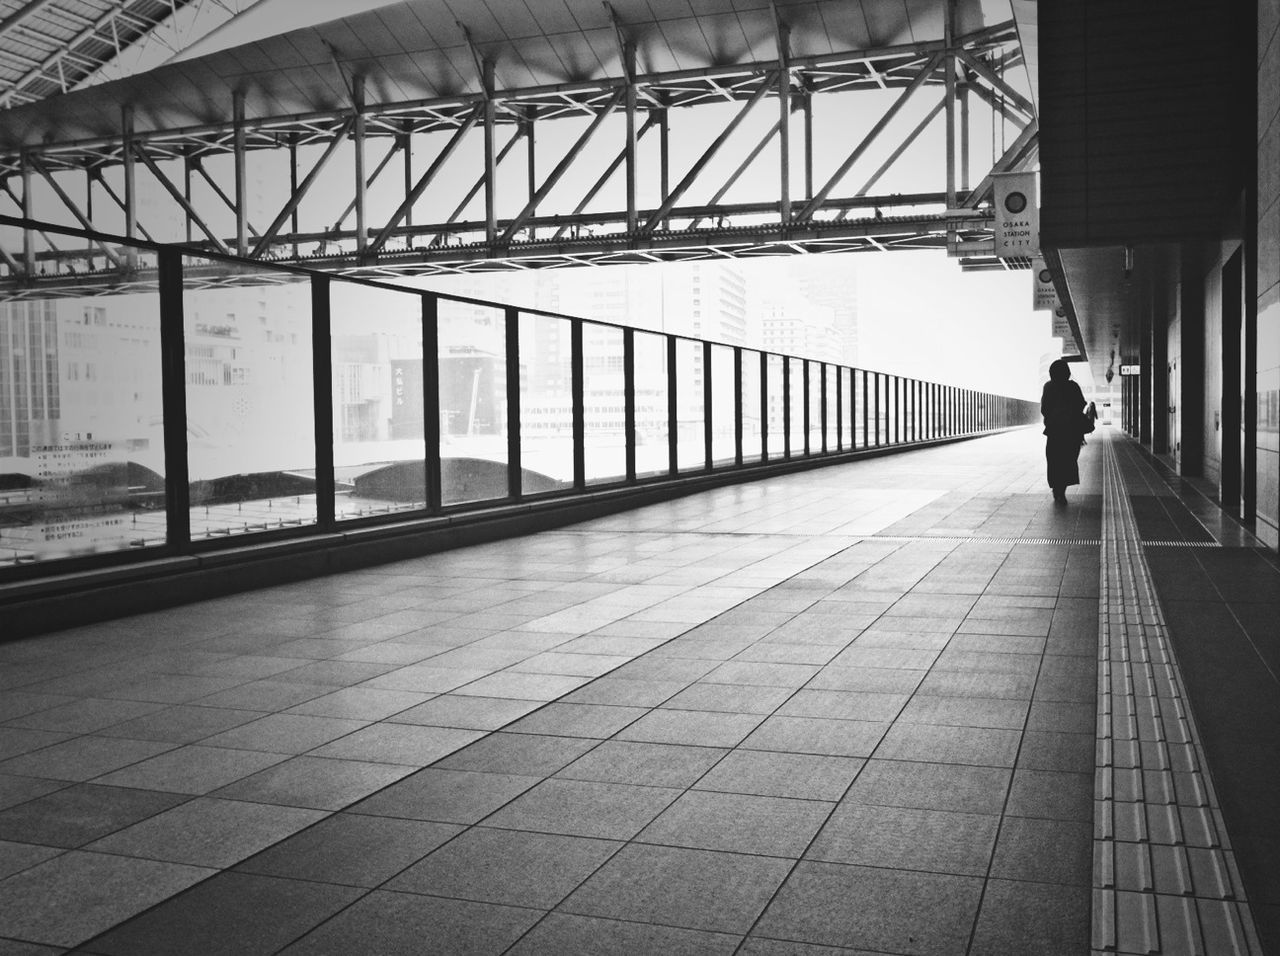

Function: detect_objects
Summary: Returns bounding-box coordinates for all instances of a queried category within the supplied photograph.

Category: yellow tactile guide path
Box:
[1093,436,1262,954]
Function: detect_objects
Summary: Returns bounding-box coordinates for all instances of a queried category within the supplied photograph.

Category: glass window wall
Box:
[517,311,572,495]
[710,344,735,467]
[583,322,626,485]
[676,339,705,472]
[438,298,510,504]
[184,268,315,539]
[330,281,426,520]
[741,349,762,463]
[766,354,785,458]
[633,331,668,478]
[787,357,804,457]
[0,283,166,565]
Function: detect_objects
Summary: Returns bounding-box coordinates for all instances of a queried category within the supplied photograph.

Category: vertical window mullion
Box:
[703,340,713,471]
[423,295,441,512]
[158,248,190,551]
[571,318,585,489]
[667,335,678,477]
[760,351,770,462]
[624,327,636,482]
[734,346,743,466]
[506,307,523,500]
[311,274,335,532]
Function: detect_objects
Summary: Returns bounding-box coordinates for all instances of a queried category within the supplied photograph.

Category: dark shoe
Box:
[1052,487,1067,503]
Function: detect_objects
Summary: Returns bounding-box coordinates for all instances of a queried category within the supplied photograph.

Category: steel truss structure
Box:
[0,9,1036,295]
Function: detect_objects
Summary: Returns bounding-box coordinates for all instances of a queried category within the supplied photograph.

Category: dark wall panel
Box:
[1041,2,1249,246]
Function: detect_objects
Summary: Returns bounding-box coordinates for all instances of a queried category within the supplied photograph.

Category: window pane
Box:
[888,377,899,443]
[855,370,867,448]
[331,281,425,520]
[584,322,625,485]
[634,331,668,478]
[766,354,785,458]
[438,298,510,504]
[810,362,825,454]
[841,368,853,451]
[185,268,315,539]
[710,344,735,467]
[676,339,704,472]
[741,349,762,463]
[0,285,165,566]
[518,311,572,494]
[787,357,803,457]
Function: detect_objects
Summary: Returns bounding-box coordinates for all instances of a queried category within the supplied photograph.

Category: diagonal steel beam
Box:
[88,170,155,241]
[190,161,259,238]
[334,135,403,231]
[0,238,22,275]
[369,103,484,255]
[28,156,124,268]
[551,114,657,240]
[963,118,1038,208]
[442,126,526,233]
[641,73,776,233]
[796,53,940,221]
[500,88,626,245]
[691,119,782,228]
[835,98,945,220]
[251,117,355,258]
[131,145,231,255]
[955,49,1034,119]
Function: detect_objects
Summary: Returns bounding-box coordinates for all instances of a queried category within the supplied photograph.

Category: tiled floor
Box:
[0,428,1271,955]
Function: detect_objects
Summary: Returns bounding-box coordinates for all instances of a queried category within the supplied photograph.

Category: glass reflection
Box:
[331,281,426,520]
[632,332,669,478]
[0,286,165,565]
[517,312,574,493]
[787,357,804,457]
[710,345,735,467]
[676,339,705,472]
[438,298,511,504]
[184,269,315,538]
[583,322,626,485]
[741,350,762,463]
[766,354,785,457]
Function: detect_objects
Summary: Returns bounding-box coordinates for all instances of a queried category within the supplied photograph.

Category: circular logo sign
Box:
[1038,268,1052,282]
[1004,191,1027,214]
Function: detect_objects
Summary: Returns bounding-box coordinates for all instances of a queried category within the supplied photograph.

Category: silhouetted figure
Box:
[1041,359,1086,503]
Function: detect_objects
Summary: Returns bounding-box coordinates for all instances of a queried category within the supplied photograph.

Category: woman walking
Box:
[1041,359,1086,502]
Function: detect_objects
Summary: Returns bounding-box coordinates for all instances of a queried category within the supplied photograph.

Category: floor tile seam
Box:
[1094,437,1263,954]
[959,545,1061,956]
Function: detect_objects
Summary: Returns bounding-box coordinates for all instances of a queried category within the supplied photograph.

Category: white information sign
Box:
[1031,257,1057,311]
[993,171,1039,257]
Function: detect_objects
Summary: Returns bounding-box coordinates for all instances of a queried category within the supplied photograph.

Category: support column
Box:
[525,106,537,241]
[483,60,497,246]
[158,249,190,549]
[233,92,248,256]
[353,77,367,258]
[777,22,791,224]
[658,105,670,231]
[624,42,638,234]
[122,107,137,269]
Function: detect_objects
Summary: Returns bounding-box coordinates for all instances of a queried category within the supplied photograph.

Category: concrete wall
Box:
[1257,0,1280,548]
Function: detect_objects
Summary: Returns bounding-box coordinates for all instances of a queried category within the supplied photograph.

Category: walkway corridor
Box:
[0,428,1273,955]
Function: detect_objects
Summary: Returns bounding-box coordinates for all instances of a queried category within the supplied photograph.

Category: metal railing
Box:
[0,216,1040,580]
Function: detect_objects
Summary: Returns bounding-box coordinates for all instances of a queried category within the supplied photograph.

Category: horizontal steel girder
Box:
[0,20,1032,289]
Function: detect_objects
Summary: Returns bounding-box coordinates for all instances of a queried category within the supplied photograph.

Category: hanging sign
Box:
[993,171,1039,257]
[1120,365,1140,376]
[1031,257,1057,311]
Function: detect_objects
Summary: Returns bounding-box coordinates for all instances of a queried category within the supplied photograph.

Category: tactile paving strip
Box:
[1094,439,1262,955]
